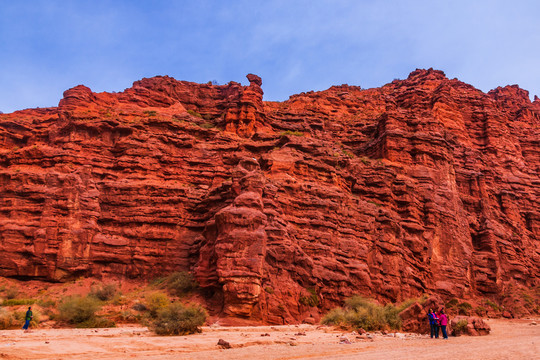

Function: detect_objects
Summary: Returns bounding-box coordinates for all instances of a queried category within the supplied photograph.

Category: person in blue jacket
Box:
[428,308,438,338]
[22,306,33,332]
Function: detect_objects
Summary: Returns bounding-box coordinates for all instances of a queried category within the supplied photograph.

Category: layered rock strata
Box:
[0,70,538,322]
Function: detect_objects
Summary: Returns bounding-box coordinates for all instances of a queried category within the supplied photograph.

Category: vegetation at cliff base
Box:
[58,295,115,328]
[150,302,207,335]
[321,296,415,331]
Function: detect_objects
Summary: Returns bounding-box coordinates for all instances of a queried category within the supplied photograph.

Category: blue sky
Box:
[1,0,539,113]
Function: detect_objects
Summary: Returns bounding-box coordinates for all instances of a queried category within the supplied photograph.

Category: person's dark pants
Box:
[430,323,437,338]
[22,319,30,330]
[441,325,448,339]
[434,325,439,338]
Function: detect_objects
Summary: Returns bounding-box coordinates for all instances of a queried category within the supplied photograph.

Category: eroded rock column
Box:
[197,157,268,317]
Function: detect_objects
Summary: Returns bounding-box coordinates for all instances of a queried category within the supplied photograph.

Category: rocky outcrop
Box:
[0,70,538,322]
[196,157,268,317]
[450,316,491,336]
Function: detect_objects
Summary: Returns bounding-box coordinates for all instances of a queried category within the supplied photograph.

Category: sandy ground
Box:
[0,319,538,360]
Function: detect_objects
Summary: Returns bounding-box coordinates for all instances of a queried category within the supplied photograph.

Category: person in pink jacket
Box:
[439,309,449,339]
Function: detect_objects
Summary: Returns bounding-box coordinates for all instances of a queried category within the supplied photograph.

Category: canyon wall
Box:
[0,69,538,322]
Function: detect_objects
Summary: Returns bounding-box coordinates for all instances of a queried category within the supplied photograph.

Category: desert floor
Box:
[0,319,538,360]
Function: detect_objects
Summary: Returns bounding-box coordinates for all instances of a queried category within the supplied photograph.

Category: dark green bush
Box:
[299,288,319,307]
[458,302,473,315]
[151,302,207,335]
[58,296,104,327]
[163,272,197,296]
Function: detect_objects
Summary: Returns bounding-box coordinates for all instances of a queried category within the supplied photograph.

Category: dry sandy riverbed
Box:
[0,319,538,359]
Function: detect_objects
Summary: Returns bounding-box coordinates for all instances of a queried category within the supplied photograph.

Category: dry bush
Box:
[89,283,118,301]
[322,296,403,331]
[145,292,170,318]
[58,295,115,328]
[0,308,15,329]
[151,302,206,335]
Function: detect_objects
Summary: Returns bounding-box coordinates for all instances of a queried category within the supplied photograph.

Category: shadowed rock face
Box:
[0,69,539,322]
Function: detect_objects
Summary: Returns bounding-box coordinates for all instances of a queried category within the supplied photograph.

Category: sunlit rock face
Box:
[0,69,538,322]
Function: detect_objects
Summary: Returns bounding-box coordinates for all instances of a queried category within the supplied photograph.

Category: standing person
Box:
[439,309,449,339]
[22,306,32,332]
[434,309,440,338]
[428,309,438,338]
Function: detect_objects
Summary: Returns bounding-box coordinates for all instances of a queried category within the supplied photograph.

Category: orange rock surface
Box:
[0,69,538,322]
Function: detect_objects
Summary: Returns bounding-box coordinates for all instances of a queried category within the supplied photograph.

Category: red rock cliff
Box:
[0,70,538,322]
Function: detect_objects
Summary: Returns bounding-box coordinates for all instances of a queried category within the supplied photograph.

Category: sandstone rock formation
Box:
[0,69,538,322]
[450,316,491,336]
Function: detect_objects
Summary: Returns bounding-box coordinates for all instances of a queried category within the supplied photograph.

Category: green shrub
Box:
[445,298,459,308]
[345,296,373,311]
[299,288,319,307]
[454,319,468,335]
[342,150,355,158]
[383,304,402,329]
[458,302,473,315]
[58,296,100,325]
[89,283,118,301]
[146,292,170,318]
[321,308,347,327]
[2,298,35,306]
[322,296,402,331]
[151,302,207,336]
[187,109,202,118]
[143,110,157,117]
[163,272,197,297]
[344,302,386,331]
